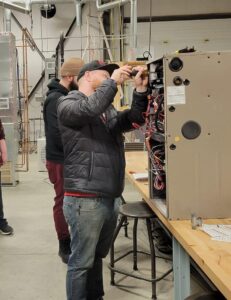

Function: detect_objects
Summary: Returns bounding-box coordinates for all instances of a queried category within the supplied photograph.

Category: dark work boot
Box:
[58,237,71,264]
[0,223,14,235]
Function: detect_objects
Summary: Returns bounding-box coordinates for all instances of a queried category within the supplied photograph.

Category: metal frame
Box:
[173,237,190,300]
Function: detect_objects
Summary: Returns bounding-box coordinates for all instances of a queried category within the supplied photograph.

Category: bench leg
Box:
[146,218,157,300]
[173,237,190,300]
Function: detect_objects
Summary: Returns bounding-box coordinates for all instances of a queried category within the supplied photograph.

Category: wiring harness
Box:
[145,61,166,198]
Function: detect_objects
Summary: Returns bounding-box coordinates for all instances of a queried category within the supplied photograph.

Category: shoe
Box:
[153,227,172,255]
[156,240,172,255]
[0,223,14,235]
[58,238,71,264]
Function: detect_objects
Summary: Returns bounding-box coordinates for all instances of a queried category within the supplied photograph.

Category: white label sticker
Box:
[0,98,9,109]
[167,86,186,105]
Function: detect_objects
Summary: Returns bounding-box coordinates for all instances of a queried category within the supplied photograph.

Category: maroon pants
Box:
[46,160,69,241]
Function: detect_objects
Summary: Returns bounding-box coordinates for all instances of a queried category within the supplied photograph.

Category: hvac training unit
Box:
[0,32,18,185]
[147,51,231,220]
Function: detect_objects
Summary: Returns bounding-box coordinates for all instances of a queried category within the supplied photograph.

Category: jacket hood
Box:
[46,78,69,97]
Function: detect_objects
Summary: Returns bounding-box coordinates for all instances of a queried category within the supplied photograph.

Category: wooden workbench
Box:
[125,151,231,300]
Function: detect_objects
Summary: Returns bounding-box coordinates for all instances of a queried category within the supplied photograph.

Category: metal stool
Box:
[109,201,173,299]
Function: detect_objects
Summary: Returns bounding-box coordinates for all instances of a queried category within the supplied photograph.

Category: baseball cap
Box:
[77,60,119,80]
[60,57,84,77]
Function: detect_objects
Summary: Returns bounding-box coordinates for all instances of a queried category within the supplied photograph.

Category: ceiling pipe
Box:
[75,0,83,27]
[13,0,78,4]
[96,0,130,11]
[130,0,137,48]
[124,13,231,23]
[0,1,30,14]
[4,8,11,31]
[25,0,30,10]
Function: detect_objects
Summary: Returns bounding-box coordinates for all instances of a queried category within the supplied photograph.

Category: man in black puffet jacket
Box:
[57,60,149,300]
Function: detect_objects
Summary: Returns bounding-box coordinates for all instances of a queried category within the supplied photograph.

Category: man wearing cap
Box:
[57,60,149,300]
[43,57,84,264]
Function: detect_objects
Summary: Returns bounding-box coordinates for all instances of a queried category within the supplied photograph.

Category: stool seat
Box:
[119,201,155,218]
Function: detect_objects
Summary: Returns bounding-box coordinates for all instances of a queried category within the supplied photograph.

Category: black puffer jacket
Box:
[43,79,69,163]
[57,78,148,198]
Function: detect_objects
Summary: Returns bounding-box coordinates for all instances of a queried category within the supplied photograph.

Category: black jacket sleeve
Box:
[44,91,64,152]
[107,89,149,134]
[57,79,118,128]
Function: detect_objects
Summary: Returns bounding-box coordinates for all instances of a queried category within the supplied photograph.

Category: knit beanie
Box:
[60,57,84,77]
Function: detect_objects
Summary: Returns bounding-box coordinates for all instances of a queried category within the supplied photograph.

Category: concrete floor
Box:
[0,154,204,300]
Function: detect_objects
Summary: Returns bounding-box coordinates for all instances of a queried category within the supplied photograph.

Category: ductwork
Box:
[0,1,30,14]
[96,0,137,48]
[12,0,85,27]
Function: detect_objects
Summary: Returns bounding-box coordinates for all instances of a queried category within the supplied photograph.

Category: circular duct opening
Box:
[40,4,56,19]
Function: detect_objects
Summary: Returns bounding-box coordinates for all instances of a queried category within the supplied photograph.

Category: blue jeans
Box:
[63,196,120,300]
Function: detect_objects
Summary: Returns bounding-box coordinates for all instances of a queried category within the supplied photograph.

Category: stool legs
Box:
[123,218,129,237]
[146,218,157,300]
[133,218,138,270]
[110,216,157,299]
[121,195,128,237]
[109,203,173,300]
[110,215,126,285]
